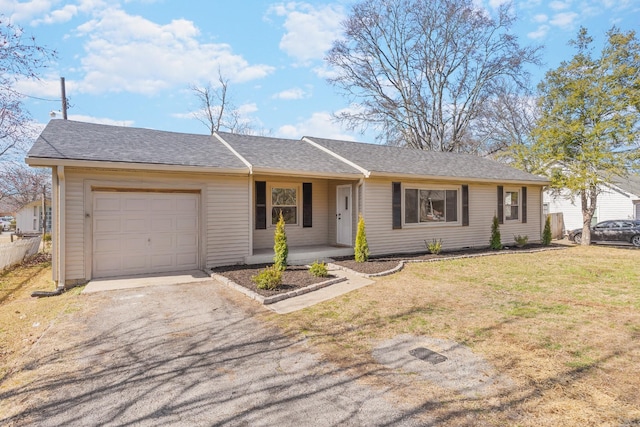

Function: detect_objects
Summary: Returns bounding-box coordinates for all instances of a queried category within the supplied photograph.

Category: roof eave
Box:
[24,157,250,175]
[251,166,363,180]
[368,171,550,185]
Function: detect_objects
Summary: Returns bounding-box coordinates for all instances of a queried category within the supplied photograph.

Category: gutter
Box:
[367,171,550,186]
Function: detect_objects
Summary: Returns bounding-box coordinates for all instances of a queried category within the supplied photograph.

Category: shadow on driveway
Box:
[0,281,424,426]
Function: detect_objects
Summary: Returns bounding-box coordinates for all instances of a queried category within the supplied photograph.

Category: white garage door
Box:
[93,191,199,278]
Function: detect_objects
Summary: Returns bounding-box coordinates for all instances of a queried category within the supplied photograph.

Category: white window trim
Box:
[402,184,462,227]
[504,188,521,222]
[267,183,301,227]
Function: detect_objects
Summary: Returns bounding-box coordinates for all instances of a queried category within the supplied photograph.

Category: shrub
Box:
[426,238,443,255]
[354,213,369,262]
[43,233,52,242]
[490,215,502,250]
[309,260,328,278]
[542,215,552,245]
[273,211,288,271]
[513,234,529,247]
[252,265,283,290]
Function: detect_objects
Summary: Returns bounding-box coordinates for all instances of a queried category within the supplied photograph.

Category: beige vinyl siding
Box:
[253,176,330,249]
[362,178,544,256]
[62,168,250,282]
[64,172,85,280]
[206,176,250,267]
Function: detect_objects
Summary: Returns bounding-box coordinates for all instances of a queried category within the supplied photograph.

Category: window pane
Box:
[404,189,418,223]
[272,188,296,206]
[272,207,297,224]
[445,190,458,222]
[505,191,519,220]
[420,190,445,222]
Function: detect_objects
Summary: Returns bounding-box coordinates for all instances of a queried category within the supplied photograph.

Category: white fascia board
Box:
[251,167,363,180]
[368,171,550,186]
[24,157,250,175]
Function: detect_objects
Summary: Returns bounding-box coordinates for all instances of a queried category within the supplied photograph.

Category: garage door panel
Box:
[177,233,197,247]
[93,192,199,278]
[95,196,121,212]
[94,218,121,233]
[176,217,198,231]
[151,217,173,232]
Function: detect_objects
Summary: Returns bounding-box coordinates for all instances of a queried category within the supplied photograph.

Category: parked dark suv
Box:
[569,220,640,247]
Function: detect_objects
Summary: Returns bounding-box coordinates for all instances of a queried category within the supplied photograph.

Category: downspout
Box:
[57,166,66,288]
[33,166,65,298]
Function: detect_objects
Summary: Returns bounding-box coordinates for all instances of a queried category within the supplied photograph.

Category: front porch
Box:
[244,245,354,265]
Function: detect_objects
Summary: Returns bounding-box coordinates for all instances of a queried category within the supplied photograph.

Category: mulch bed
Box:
[212,244,563,297]
[331,243,560,275]
[211,264,336,297]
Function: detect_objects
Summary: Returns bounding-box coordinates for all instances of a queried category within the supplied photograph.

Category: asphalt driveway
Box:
[2,279,423,426]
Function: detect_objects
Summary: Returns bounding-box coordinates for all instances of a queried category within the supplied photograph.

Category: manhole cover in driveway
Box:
[409,347,447,364]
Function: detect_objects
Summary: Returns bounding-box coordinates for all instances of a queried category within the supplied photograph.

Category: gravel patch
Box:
[372,335,514,398]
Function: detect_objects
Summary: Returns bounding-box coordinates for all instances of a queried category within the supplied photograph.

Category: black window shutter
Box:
[255,181,266,230]
[521,186,527,224]
[462,185,469,226]
[392,182,402,229]
[497,186,504,224]
[303,183,312,228]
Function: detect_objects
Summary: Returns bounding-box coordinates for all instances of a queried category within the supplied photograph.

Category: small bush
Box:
[273,211,288,271]
[354,214,369,262]
[542,215,552,245]
[513,234,529,247]
[252,265,282,290]
[426,238,443,255]
[309,260,328,278]
[490,215,502,250]
[43,233,52,242]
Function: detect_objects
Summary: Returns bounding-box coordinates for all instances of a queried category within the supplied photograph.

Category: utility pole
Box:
[60,77,68,120]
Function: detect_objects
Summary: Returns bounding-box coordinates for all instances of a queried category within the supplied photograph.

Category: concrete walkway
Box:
[266,267,374,314]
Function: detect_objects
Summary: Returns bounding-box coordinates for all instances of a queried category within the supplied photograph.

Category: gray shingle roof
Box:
[27,120,548,184]
[611,174,640,197]
[27,120,248,170]
[305,136,548,183]
[217,132,362,175]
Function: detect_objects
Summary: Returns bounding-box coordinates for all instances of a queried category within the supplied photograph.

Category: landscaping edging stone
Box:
[212,273,347,305]
[330,245,567,278]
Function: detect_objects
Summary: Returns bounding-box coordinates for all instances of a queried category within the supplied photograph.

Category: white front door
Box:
[336,185,352,246]
[93,192,199,278]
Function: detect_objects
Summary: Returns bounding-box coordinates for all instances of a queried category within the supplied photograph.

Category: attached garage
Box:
[92,191,200,278]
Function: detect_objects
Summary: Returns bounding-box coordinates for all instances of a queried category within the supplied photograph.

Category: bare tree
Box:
[191,71,254,135]
[1,16,56,157]
[326,0,542,152]
[0,162,51,212]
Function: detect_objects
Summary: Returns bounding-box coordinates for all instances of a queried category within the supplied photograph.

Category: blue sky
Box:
[3,0,640,143]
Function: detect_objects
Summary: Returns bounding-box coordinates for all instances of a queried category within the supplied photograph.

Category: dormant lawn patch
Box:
[266,245,640,426]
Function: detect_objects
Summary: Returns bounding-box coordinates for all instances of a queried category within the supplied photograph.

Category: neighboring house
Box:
[544,175,640,233]
[26,120,548,288]
[15,199,52,234]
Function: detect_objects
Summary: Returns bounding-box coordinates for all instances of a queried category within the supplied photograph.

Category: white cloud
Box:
[488,0,509,8]
[272,87,308,100]
[548,1,570,11]
[72,8,275,95]
[63,114,135,126]
[532,13,548,23]
[0,0,54,23]
[276,111,355,141]
[549,11,579,29]
[527,24,550,39]
[268,2,344,64]
[32,4,79,25]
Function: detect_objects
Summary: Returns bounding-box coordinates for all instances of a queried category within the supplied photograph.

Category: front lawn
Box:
[266,245,640,426]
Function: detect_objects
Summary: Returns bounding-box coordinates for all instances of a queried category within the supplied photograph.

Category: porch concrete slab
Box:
[266,268,374,314]
[82,270,212,293]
